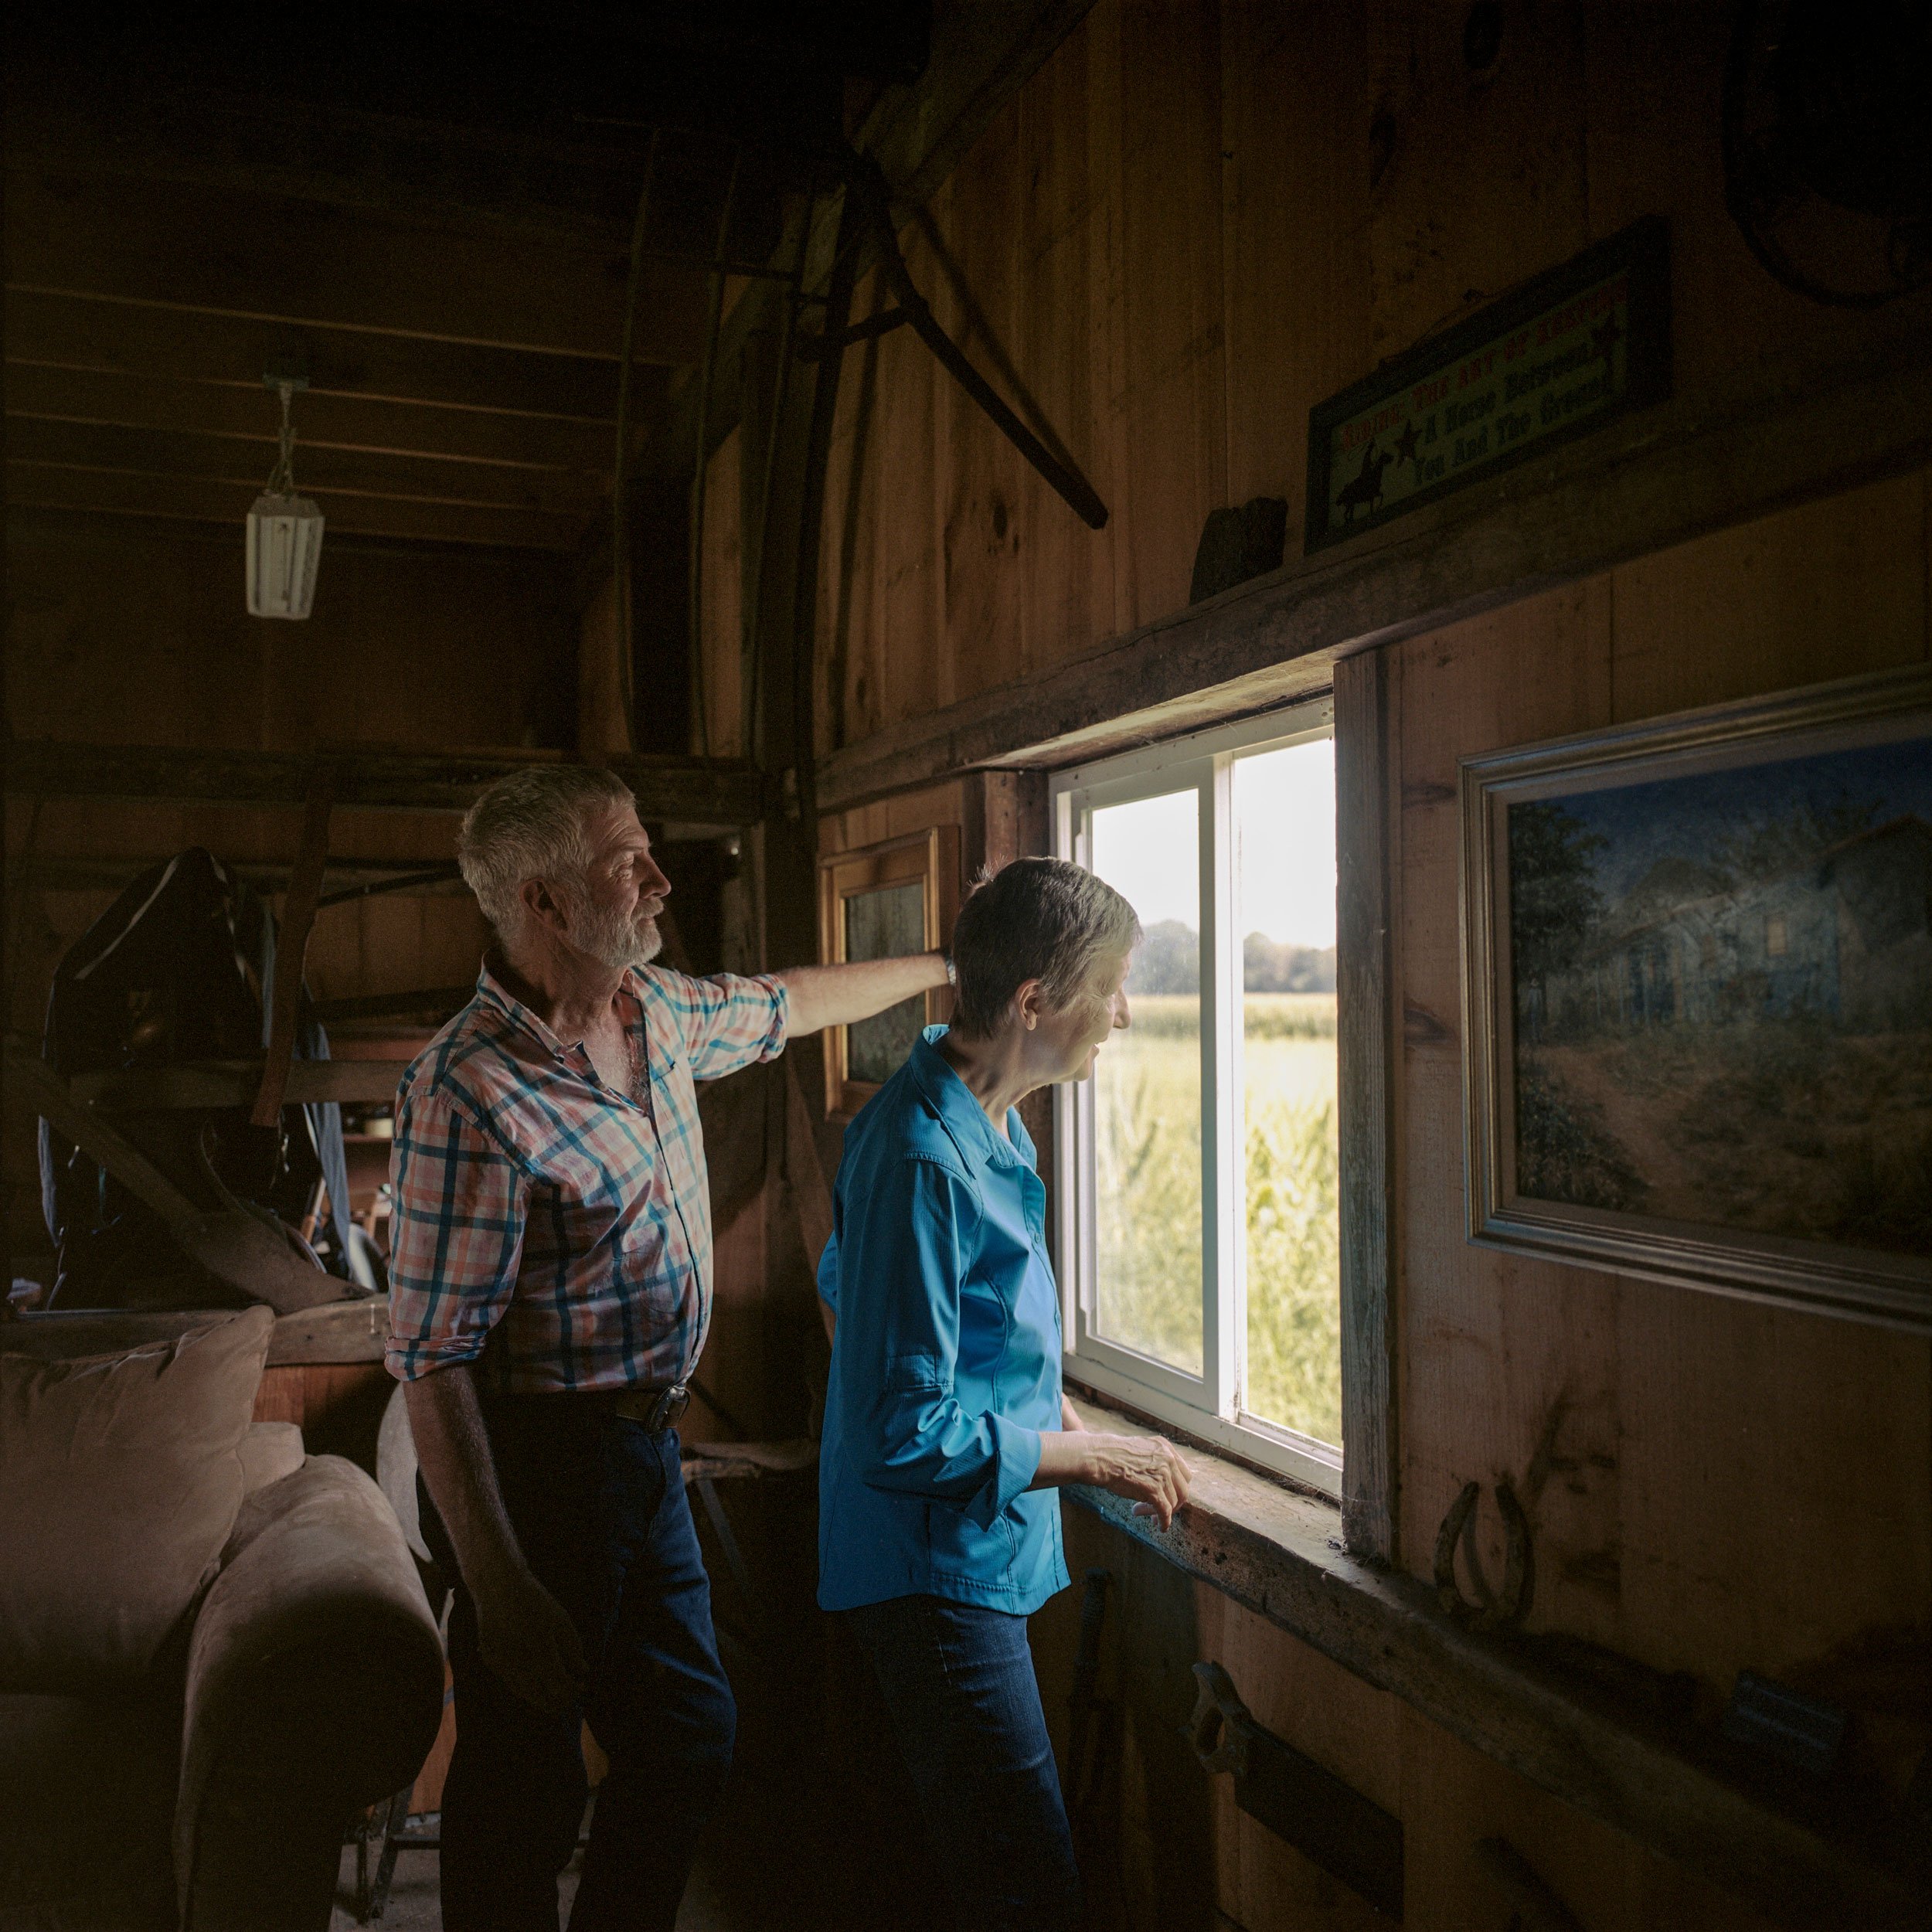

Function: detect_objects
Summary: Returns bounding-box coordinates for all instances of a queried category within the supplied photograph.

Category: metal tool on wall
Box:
[1187,1660,1404,1921]
[824,151,1110,532]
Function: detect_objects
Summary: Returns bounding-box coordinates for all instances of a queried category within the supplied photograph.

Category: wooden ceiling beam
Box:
[6,742,767,827]
[11,854,468,898]
[5,468,583,552]
[3,365,623,474]
[6,77,665,253]
[5,291,630,423]
[6,417,605,519]
[5,171,707,363]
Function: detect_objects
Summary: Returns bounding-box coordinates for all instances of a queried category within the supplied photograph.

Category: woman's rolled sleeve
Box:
[384,1088,529,1380]
[840,1155,1039,1526]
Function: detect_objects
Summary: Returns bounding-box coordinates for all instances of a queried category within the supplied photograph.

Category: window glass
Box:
[844,883,927,1082]
[1089,788,1202,1376]
[1233,740,1340,1444]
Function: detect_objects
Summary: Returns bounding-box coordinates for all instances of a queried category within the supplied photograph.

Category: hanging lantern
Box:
[247,377,324,619]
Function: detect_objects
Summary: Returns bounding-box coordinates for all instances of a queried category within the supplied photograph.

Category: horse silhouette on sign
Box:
[1335,438,1393,523]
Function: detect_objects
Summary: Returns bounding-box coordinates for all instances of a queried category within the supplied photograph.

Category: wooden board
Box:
[8,741,764,825]
[1034,1504,1792,1931]
[5,363,619,475]
[5,287,630,423]
[699,428,745,758]
[6,169,706,364]
[1390,482,1932,1699]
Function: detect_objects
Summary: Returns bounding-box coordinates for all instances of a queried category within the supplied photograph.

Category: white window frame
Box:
[1051,699,1342,1495]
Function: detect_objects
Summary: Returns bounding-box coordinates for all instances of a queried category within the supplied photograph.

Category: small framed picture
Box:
[1460,665,1932,1332]
[818,825,959,1117]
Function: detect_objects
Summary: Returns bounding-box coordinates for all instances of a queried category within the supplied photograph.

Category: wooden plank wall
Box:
[811,0,1931,760]
[1032,1506,1778,1932]
[4,517,576,1258]
[1390,476,1932,1696]
[792,4,1932,1927]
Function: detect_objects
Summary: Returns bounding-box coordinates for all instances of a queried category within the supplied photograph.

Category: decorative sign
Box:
[1305,217,1670,552]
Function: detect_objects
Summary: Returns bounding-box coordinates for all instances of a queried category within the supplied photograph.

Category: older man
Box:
[385,764,945,1932]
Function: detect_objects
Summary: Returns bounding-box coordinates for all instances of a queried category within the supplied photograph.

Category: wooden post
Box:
[962,770,1054,1211]
[1335,649,1400,1563]
[252,761,336,1128]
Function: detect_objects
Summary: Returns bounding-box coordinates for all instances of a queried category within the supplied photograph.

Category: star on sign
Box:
[1393,418,1420,465]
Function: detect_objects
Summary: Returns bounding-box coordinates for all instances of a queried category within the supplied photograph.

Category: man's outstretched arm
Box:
[405,1363,587,1712]
[774,952,950,1036]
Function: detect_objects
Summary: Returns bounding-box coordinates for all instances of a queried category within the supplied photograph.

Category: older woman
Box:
[816,856,1192,1931]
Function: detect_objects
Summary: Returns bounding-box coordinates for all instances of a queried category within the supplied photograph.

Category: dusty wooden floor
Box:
[328,1754,942,1930]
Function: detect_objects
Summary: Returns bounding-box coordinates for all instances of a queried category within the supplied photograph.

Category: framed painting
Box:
[1461,665,1932,1332]
[818,825,959,1117]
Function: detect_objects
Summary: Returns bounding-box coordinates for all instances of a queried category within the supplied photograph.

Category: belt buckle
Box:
[645,1384,689,1432]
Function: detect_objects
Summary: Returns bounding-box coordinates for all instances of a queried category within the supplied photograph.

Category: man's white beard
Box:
[566,896,663,971]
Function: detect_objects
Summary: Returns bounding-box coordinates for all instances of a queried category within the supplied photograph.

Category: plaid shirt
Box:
[384,960,789,1393]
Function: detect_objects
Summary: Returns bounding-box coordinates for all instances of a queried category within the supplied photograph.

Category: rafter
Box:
[5,291,630,423]
[6,419,605,519]
[4,469,585,551]
[5,742,767,826]
[6,172,707,364]
[4,365,623,474]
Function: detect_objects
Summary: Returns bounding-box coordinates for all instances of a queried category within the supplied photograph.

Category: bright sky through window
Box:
[1089,740,1336,944]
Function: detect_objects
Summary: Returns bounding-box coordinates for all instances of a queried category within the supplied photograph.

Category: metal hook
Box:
[1186,1661,1250,1777]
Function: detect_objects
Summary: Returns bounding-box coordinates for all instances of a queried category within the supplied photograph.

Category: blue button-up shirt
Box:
[816,1026,1070,1615]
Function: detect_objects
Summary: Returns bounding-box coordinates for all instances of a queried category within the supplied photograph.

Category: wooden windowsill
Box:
[1060,1392,1919,1930]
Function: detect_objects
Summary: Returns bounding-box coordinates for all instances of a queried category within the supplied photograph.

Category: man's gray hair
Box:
[456,764,635,937]
[948,857,1141,1038]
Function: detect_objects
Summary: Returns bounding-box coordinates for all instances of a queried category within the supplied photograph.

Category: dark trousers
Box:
[845,1594,1082,1932]
[420,1401,734,1932]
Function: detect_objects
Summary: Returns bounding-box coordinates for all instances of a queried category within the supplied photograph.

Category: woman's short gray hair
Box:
[948,857,1141,1038]
[456,764,635,937]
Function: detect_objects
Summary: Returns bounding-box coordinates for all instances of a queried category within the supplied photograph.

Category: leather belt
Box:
[607,1383,691,1431]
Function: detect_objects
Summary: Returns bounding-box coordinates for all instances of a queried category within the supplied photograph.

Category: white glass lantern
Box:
[246,491,325,618]
[247,379,323,619]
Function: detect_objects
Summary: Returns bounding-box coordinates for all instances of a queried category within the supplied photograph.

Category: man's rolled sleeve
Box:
[660,969,789,1082]
[384,1087,529,1382]
[841,1157,1040,1526]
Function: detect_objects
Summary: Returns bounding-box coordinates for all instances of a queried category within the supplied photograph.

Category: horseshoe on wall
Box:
[1432,1478,1535,1631]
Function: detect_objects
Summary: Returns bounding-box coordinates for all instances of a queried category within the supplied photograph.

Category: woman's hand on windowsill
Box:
[1030,1427,1192,1530]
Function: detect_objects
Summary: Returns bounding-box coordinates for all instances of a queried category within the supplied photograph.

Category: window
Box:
[1053,704,1342,1493]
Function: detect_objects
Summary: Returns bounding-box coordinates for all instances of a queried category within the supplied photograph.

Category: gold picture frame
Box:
[818,825,960,1118]
[1461,664,1932,1332]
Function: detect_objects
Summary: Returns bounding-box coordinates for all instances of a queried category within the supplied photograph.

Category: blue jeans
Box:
[845,1594,1082,1932]
[420,1401,734,1932]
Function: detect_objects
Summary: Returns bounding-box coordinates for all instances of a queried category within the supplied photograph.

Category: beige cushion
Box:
[0,1308,274,1695]
[237,1420,305,1498]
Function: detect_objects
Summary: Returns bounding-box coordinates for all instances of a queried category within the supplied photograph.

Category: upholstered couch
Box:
[0,1308,444,1932]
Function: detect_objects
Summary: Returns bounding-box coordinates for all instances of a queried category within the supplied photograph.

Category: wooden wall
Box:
[4,515,578,1261]
[1021,479,1932,1932]
[1031,1505,1778,1932]
[811,0,1930,757]
[1386,475,1932,1700]
[792,3,1932,1927]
